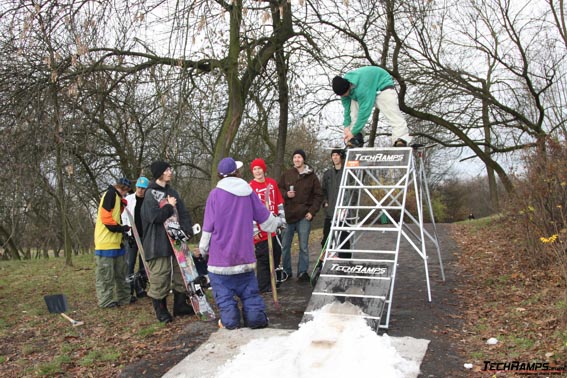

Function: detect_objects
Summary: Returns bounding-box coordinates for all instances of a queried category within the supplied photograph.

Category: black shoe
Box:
[346,133,364,148]
[129,295,137,304]
[393,138,407,147]
[173,291,195,317]
[152,298,173,323]
[297,272,311,283]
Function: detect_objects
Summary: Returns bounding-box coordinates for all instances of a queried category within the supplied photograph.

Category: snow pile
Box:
[214,302,420,378]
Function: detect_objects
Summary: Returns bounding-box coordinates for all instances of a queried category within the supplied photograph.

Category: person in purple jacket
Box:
[198,157,284,329]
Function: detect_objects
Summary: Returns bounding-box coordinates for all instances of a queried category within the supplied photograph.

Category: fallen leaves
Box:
[450,219,567,367]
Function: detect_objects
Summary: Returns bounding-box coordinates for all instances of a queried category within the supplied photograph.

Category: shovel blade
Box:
[44,294,69,314]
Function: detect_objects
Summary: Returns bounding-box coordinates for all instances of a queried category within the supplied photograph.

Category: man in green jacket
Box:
[332,66,411,148]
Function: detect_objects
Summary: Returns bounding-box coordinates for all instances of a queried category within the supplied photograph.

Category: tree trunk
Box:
[274,49,289,179]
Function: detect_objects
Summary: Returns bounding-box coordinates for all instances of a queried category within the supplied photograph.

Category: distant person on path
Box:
[198,157,284,329]
[332,66,411,148]
[321,148,352,259]
[94,177,132,308]
[278,149,323,282]
[248,158,286,293]
[141,161,195,323]
[121,176,150,302]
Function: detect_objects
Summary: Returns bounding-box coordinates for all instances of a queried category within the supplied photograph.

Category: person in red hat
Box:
[248,158,286,293]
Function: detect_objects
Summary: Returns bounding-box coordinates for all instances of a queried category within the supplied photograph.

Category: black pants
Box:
[126,242,146,276]
[254,236,282,292]
[322,217,352,259]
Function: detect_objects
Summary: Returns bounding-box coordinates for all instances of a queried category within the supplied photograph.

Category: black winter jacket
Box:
[322,166,343,219]
[141,181,193,261]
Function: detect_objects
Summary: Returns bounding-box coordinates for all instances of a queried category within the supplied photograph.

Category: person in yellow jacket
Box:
[94,177,132,308]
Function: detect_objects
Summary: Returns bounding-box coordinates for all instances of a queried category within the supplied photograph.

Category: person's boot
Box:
[129,281,137,303]
[173,291,195,317]
[152,298,173,323]
[134,276,147,298]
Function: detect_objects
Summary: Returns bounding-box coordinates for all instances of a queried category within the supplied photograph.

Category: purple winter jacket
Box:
[200,177,280,275]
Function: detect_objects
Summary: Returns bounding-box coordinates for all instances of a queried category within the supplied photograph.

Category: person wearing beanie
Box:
[277,150,323,283]
[332,66,411,148]
[150,161,171,180]
[292,149,306,162]
[94,177,132,308]
[198,157,284,329]
[320,148,351,257]
[141,161,196,323]
[121,176,151,302]
[248,158,286,293]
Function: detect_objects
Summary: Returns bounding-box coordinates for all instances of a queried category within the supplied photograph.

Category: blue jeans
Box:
[208,271,267,329]
[281,218,311,277]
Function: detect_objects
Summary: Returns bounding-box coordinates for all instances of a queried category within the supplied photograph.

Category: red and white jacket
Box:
[249,177,285,244]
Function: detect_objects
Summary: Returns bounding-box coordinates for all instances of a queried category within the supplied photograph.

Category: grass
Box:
[0,253,201,377]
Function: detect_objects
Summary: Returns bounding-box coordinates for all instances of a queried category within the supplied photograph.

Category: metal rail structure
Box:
[302,146,444,330]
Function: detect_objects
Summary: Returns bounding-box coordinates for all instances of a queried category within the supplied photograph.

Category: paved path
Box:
[120,224,465,378]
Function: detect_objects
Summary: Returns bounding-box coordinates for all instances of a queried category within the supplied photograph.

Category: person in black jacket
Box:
[141,161,195,323]
[321,148,351,258]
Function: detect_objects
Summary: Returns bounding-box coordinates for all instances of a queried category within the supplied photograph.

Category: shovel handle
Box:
[60,313,84,327]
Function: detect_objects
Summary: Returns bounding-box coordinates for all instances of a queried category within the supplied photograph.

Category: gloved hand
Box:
[121,225,131,233]
[167,222,191,241]
[121,198,128,207]
[128,235,136,248]
[278,213,287,230]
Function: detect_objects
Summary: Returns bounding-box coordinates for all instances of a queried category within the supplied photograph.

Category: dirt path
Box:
[120,224,465,378]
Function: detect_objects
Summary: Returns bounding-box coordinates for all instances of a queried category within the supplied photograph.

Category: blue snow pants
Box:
[208,271,268,330]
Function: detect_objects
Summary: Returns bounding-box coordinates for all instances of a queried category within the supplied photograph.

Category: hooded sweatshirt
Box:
[199,177,281,275]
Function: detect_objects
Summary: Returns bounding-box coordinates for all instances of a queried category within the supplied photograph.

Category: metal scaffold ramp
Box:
[302,146,444,330]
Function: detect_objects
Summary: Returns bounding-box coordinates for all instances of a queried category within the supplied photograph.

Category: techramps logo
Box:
[346,150,410,167]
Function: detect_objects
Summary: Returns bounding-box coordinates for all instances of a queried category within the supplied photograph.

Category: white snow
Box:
[213,302,421,378]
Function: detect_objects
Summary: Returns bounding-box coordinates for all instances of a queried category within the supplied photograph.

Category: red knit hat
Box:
[250,158,267,173]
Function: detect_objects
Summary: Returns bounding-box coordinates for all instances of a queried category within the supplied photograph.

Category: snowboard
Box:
[160,199,216,321]
[124,208,151,280]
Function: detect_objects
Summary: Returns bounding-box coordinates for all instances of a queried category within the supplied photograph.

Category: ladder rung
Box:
[327,249,397,254]
[312,292,386,300]
[325,257,396,263]
[335,205,403,209]
[303,311,382,321]
[333,226,401,232]
[305,311,381,320]
[319,274,391,280]
[341,185,406,189]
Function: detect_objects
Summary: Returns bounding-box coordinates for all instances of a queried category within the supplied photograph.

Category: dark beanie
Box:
[150,161,171,180]
[292,149,306,161]
[332,76,350,95]
[331,148,346,160]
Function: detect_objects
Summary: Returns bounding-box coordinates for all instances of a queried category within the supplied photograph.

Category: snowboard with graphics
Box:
[160,199,215,321]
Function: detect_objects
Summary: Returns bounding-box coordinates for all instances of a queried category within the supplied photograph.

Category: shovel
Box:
[44,294,84,327]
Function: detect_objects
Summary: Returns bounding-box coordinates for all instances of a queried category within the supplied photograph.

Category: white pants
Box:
[349,88,411,144]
